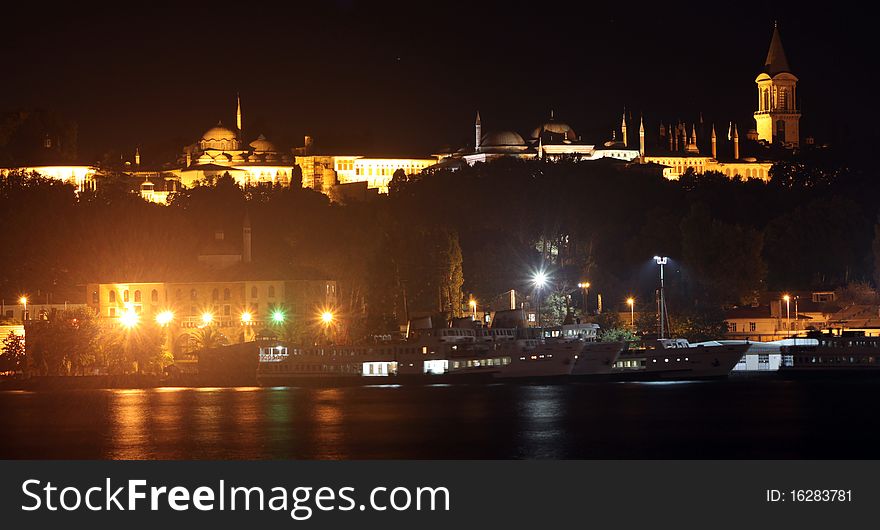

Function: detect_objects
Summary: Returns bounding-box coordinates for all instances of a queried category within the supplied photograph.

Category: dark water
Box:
[2,375,878,459]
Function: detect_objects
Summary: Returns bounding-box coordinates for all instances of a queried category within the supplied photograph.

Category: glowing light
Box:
[533,270,548,289]
[120,309,140,329]
[272,310,286,324]
[627,298,635,306]
[653,256,668,265]
[782,294,791,302]
[201,312,214,325]
[155,310,174,326]
[469,300,477,309]
[321,311,334,324]
[241,311,253,323]
[19,296,28,305]
[578,282,591,289]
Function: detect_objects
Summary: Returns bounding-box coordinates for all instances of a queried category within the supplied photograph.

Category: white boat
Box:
[607,338,749,380]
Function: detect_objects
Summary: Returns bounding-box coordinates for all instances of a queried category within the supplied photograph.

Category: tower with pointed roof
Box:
[236,93,243,137]
[754,23,800,147]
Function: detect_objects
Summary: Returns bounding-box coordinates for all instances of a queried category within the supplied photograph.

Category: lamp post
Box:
[782,294,791,338]
[469,299,477,320]
[577,281,591,315]
[19,296,28,322]
[533,271,548,327]
[653,256,668,338]
[627,297,635,327]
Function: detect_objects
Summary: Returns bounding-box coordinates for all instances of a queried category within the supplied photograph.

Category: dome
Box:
[200,122,241,151]
[202,123,238,142]
[530,121,576,140]
[249,134,277,153]
[481,130,526,148]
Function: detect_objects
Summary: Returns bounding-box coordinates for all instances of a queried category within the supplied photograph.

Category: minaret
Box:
[135,147,140,166]
[667,124,673,151]
[236,93,243,136]
[711,124,717,159]
[537,136,543,160]
[475,111,482,153]
[243,212,252,264]
[638,116,645,161]
[733,124,740,160]
[754,23,800,147]
[621,112,628,147]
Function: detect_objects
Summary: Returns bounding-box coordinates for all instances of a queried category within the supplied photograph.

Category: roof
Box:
[762,25,791,76]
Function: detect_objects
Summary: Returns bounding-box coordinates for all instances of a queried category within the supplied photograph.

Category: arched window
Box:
[109,291,116,303]
[134,290,141,302]
[151,289,159,303]
[268,286,275,298]
[124,290,130,303]
[212,288,219,301]
[251,286,258,298]
[223,288,230,300]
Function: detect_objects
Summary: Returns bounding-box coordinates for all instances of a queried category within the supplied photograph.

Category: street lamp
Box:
[653,256,668,339]
[532,270,549,326]
[240,311,253,324]
[577,281,591,315]
[19,296,28,322]
[469,299,477,320]
[201,312,214,326]
[627,297,635,327]
[321,311,334,325]
[155,310,174,326]
[782,294,791,338]
[272,309,286,324]
[120,308,140,329]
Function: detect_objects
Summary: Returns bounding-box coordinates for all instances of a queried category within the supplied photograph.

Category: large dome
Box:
[202,123,238,142]
[530,121,576,140]
[200,122,240,151]
[481,130,526,148]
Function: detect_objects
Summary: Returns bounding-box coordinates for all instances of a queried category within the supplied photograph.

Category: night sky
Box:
[3,1,873,162]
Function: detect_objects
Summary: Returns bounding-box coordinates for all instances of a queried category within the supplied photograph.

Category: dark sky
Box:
[2,1,872,162]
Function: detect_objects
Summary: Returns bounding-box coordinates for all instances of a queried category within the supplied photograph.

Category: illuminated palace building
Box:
[436,24,801,181]
[131,94,436,202]
[86,219,338,354]
[2,25,803,194]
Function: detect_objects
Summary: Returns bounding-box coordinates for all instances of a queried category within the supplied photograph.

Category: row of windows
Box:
[728,322,758,333]
[103,286,279,304]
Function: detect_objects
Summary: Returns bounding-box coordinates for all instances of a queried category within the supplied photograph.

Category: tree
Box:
[0,331,25,373]
[669,308,728,342]
[190,327,229,351]
[598,327,638,342]
[680,203,766,306]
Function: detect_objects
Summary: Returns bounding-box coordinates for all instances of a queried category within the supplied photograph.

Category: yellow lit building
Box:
[86,278,338,353]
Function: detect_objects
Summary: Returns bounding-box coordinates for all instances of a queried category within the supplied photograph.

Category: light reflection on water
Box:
[4,377,880,459]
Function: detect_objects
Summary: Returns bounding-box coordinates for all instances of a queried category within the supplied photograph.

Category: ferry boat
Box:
[603,338,749,380]
[780,332,880,372]
[256,322,606,386]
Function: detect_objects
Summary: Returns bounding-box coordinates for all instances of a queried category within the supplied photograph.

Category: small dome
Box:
[530,121,576,140]
[249,134,277,153]
[481,130,526,148]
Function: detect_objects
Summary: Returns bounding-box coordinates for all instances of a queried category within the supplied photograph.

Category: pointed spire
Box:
[474,110,482,153]
[763,24,791,75]
[550,109,555,120]
[639,115,644,133]
[236,93,242,133]
[475,111,481,125]
[711,124,717,159]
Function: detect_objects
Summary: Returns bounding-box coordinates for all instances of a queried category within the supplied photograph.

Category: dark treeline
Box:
[1,151,877,340]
